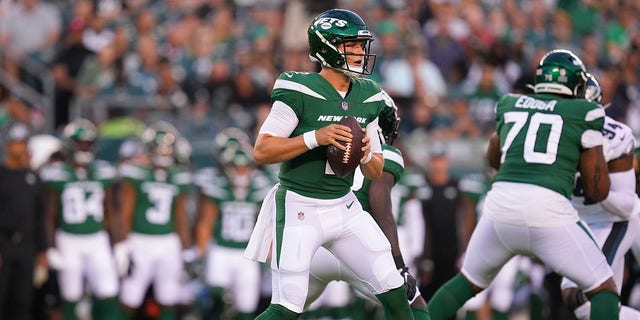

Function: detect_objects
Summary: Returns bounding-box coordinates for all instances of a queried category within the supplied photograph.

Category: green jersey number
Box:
[61,185,104,223]
[501,111,563,164]
[145,186,174,224]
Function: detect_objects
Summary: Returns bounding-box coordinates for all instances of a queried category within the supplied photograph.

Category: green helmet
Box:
[308,9,376,76]
[62,118,98,165]
[534,49,587,98]
[141,121,180,168]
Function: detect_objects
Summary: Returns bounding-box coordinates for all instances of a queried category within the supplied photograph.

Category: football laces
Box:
[342,142,351,163]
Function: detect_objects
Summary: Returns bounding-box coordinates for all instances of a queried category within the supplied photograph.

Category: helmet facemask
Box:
[72,140,95,166]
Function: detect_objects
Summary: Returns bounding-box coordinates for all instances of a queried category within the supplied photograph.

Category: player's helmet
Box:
[378,104,401,145]
[584,73,603,104]
[62,118,98,166]
[141,121,180,168]
[308,9,376,76]
[534,49,587,98]
[214,127,253,166]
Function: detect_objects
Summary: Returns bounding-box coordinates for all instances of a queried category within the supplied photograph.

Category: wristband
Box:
[362,151,373,164]
[303,130,319,150]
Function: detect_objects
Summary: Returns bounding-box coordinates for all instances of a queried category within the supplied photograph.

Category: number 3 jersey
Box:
[572,116,637,223]
[40,160,117,234]
[194,166,272,248]
[493,93,605,198]
[119,163,191,235]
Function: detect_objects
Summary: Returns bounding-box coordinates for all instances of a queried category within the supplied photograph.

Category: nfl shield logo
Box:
[297,211,305,220]
[341,101,349,111]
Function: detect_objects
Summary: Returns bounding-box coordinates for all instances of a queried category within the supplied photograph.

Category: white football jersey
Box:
[572,116,637,223]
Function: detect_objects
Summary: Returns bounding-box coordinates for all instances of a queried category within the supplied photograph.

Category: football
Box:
[327,116,365,178]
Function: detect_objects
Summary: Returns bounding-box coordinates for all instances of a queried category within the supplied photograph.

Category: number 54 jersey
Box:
[493,93,605,199]
[119,163,191,234]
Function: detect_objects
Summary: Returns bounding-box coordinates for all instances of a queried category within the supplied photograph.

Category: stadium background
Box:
[1,0,640,319]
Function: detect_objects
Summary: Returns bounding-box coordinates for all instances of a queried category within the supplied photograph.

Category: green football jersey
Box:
[393,168,425,226]
[458,173,491,204]
[271,71,391,199]
[353,144,404,214]
[195,167,272,248]
[120,163,191,235]
[40,160,116,234]
[493,93,605,198]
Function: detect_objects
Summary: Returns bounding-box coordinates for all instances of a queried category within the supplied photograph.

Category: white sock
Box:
[574,300,640,319]
[620,305,640,320]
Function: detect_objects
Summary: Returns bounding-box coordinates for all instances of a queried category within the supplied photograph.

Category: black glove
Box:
[399,266,419,303]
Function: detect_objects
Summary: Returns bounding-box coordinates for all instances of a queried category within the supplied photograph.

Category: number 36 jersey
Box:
[494,93,605,199]
[120,163,191,235]
[40,160,117,234]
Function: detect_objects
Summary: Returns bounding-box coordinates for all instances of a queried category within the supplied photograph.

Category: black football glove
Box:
[399,266,420,303]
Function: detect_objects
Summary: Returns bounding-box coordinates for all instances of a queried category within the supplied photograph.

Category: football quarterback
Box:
[251,8,413,320]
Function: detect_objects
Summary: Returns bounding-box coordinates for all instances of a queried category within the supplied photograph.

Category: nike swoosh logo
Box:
[346,201,355,209]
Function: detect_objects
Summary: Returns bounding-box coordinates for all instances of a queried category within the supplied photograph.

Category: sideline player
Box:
[427,49,619,319]
[117,121,191,319]
[41,118,120,320]
[248,8,414,319]
[562,74,640,319]
[194,137,272,320]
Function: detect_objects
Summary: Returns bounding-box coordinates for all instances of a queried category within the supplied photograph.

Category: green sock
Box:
[427,274,477,319]
[464,310,477,320]
[411,305,431,320]
[590,290,619,320]
[236,312,254,320]
[255,303,299,320]
[158,307,176,320]
[376,285,414,320]
[330,306,351,319]
[211,287,225,318]
[92,297,120,320]
[529,293,544,320]
[493,310,509,320]
[63,300,77,320]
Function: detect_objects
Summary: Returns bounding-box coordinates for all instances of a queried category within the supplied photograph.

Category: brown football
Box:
[327,116,365,178]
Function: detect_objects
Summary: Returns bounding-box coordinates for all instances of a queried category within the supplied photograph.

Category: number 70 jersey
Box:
[493,93,605,199]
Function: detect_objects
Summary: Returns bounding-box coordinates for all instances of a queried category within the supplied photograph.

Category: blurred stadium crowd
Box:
[1,0,640,319]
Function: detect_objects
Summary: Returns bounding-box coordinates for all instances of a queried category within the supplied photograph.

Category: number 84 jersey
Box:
[40,160,117,234]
